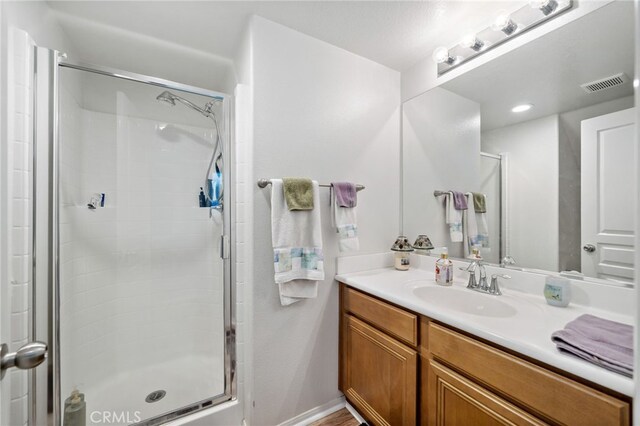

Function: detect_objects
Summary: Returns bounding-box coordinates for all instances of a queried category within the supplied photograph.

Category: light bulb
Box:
[529,0,558,15]
[634,79,639,88]
[492,11,518,35]
[432,47,454,65]
[460,33,485,51]
[511,104,533,113]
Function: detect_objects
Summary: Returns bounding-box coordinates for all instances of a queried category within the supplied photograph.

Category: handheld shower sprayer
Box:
[156,91,222,119]
[156,90,224,213]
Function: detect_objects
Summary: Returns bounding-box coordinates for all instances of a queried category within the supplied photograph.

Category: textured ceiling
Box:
[48,1,526,72]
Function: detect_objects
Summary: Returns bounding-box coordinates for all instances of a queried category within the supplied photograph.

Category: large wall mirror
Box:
[402,1,635,285]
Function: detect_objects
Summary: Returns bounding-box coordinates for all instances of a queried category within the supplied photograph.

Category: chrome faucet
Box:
[460,258,488,291]
[461,259,508,296]
[500,255,516,268]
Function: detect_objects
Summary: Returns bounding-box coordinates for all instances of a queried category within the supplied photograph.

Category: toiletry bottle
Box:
[63,389,86,426]
[435,249,453,286]
[469,246,482,260]
[64,388,84,412]
[199,187,207,208]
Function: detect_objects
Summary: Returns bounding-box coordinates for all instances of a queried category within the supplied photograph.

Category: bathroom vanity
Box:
[337,267,632,426]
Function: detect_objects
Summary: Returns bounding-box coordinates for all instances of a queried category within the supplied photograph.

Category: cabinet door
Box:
[342,314,417,426]
[427,359,547,426]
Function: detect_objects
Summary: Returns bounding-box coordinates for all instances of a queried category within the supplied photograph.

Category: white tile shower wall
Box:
[7,28,34,426]
[58,87,226,411]
[247,17,400,425]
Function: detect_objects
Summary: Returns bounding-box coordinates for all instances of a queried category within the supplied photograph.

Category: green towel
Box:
[283,177,314,211]
[473,193,486,213]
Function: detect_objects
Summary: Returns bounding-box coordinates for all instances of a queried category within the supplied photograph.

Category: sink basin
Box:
[413,286,517,318]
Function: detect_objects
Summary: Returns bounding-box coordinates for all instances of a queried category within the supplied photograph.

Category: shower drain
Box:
[145,390,166,403]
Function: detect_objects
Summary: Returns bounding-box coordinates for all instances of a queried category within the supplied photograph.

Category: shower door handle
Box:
[0,341,48,379]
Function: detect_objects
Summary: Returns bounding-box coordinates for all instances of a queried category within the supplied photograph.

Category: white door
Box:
[581,108,636,283]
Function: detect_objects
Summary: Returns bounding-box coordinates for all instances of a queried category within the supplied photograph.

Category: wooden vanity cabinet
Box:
[340,285,418,425]
[339,284,631,426]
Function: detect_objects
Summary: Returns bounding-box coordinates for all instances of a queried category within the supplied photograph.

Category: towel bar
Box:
[257,179,365,191]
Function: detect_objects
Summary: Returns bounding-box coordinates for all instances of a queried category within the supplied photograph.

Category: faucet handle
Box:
[459,266,477,288]
[462,262,477,272]
[501,255,516,267]
[489,274,510,295]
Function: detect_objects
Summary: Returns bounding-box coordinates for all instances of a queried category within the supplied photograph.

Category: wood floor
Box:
[309,408,361,426]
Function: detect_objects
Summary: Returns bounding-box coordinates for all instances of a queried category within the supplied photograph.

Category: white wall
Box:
[52,11,236,94]
[482,115,559,272]
[245,16,400,425]
[402,87,481,259]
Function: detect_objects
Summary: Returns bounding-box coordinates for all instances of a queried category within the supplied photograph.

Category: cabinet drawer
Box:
[428,323,630,426]
[343,286,418,346]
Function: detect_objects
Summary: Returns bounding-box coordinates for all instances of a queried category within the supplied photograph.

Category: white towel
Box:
[331,190,359,252]
[445,194,463,242]
[464,193,479,257]
[270,179,324,306]
[464,192,490,257]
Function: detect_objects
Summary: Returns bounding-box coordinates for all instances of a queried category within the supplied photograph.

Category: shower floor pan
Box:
[80,354,224,425]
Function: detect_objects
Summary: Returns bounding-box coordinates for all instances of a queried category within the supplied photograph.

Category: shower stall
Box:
[30,47,235,425]
[478,152,506,265]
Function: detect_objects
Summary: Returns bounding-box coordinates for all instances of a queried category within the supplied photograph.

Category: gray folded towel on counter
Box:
[551,314,633,377]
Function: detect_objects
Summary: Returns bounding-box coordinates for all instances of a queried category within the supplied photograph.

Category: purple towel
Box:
[451,191,467,210]
[331,182,357,208]
[551,314,633,377]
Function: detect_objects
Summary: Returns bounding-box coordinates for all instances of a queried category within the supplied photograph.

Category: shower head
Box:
[156,91,177,106]
[155,90,222,119]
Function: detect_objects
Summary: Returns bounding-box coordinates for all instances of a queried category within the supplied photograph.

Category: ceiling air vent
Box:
[580,73,629,94]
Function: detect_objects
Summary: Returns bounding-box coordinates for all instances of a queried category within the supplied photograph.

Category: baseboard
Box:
[344,403,366,424]
[277,396,346,426]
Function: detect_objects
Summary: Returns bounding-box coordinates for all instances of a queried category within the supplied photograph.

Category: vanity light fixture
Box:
[492,11,518,36]
[512,104,533,113]
[529,0,558,16]
[432,1,572,76]
[432,47,457,65]
[460,33,485,52]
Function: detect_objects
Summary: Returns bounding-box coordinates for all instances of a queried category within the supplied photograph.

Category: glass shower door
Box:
[56,64,231,425]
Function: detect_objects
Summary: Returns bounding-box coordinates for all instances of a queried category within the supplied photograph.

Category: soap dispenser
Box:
[63,389,86,426]
[435,249,453,286]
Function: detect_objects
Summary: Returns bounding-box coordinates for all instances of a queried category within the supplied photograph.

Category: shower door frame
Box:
[36,49,236,426]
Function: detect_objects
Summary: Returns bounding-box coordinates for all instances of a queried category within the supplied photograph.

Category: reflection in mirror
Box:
[402,1,635,285]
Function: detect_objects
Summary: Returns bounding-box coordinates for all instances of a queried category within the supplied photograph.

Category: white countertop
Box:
[336,266,634,397]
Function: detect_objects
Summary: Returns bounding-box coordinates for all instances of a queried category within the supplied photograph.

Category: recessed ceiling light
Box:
[512,104,533,113]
